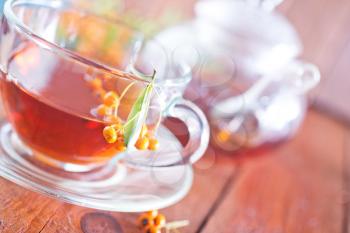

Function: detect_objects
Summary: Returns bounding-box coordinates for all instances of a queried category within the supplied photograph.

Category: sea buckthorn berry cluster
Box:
[86,77,106,99]
[137,210,189,233]
[102,124,126,151]
[86,82,126,151]
[85,74,159,152]
[135,125,159,151]
[135,137,149,150]
[97,95,158,151]
[138,210,166,233]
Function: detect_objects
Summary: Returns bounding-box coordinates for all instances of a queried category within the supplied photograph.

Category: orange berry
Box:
[103,91,119,106]
[104,114,120,124]
[146,210,158,218]
[135,137,149,150]
[89,78,102,90]
[217,129,230,142]
[148,138,159,151]
[96,104,110,116]
[144,225,161,233]
[137,214,153,229]
[103,126,117,143]
[140,125,148,138]
[116,144,126,152]
[153,214,166,227]
[115,139,126,152]
[86,66,94,75]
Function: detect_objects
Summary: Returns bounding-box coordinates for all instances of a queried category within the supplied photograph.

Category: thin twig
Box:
[119,81,136,101]
[165,220,190,230]
[114,81,136,117]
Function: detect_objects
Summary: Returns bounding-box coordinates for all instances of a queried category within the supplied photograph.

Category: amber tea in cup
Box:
[0,44,145,167]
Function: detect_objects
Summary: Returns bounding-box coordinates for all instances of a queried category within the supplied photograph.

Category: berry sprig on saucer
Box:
[138,210,189,233]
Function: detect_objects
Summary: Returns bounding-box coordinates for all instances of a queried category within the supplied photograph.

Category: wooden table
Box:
[1,0,350,232]
[0,109,346,233]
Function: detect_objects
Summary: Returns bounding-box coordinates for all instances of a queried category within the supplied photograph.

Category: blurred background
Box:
[0,0,347,123]
[56,0,350,125]
[60,0,349,150]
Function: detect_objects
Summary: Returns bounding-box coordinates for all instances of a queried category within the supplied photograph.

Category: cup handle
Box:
[165,98,210,165]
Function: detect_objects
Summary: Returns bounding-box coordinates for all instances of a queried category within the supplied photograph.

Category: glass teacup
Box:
[0,0,209,172]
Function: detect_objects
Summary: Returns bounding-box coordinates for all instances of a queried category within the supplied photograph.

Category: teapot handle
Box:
[284,61,321,95]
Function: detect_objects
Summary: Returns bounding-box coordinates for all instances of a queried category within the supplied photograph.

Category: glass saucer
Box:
[0,122,193,212]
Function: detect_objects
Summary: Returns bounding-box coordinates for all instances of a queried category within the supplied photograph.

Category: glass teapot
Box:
[153,0,320,152]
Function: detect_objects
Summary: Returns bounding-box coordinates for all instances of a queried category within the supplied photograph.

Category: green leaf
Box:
[123,71,156,149]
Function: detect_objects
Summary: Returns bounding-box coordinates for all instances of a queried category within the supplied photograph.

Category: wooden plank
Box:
[160,151,235,233]
[40,154,235,233]
[201,110,345,233]
[344,131,350,233]
[0,179,62,233]
[0,154,235,233]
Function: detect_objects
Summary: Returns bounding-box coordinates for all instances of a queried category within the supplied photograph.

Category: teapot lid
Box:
[194,0,302,73]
